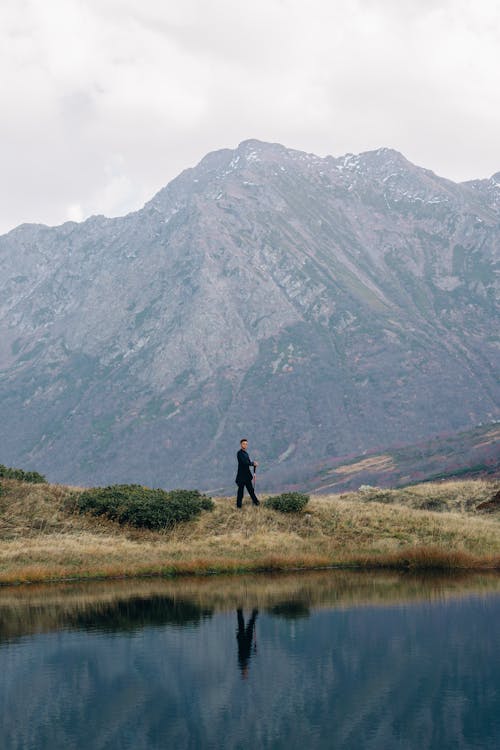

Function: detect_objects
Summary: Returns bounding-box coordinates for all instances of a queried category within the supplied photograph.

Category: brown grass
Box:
[475,426,500,448]
[0,478,499,584]
[327,454,395,476]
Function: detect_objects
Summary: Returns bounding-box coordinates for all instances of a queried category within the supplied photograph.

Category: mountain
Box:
[278,423,500,494]
[0,140,499,490]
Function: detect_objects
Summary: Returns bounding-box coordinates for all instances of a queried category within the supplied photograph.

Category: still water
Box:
[1,571,499,750]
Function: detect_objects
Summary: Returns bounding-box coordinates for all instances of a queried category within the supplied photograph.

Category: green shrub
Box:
[71,484,214,529]
[264,492,310,513]
[0,463,47,483]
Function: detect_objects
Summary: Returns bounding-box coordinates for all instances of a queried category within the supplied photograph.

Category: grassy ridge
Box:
[0,477,499,584]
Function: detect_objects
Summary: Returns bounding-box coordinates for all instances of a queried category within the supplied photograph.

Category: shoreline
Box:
[2,547,500,588]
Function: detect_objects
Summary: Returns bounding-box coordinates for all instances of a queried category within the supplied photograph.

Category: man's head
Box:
[240,438,248,450]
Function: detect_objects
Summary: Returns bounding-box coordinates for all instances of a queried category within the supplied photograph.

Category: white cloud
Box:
[1,0,500,233]
[67,202,84,222]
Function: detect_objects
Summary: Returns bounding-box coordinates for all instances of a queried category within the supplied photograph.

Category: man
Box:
[235,438,260,508]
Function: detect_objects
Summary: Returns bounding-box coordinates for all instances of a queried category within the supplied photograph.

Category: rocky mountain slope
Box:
[280,423,500,494]
[0,140,498,489]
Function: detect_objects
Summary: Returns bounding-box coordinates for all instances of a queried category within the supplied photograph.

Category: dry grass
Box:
[327,454,395,476]
[0,478,499,584]
[338,479,500,513]
[475,426,500,448]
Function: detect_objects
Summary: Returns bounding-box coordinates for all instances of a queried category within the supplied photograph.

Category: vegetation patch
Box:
[332,455,395,476]
[0,464,46,484]
[70,485,214,530]
[348,481,500,514]
[264,492,310,513]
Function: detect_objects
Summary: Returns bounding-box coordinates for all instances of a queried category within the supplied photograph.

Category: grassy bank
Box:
[0,478,499,584]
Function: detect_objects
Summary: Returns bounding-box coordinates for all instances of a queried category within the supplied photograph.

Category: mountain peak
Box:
[237,138,287,153]
[348,147,413,172]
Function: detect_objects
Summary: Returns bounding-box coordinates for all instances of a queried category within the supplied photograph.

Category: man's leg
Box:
[236,484,244,508]
[245,479,259,506]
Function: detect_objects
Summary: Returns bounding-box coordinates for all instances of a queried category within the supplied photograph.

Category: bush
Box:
[0,463,47,483]
[264,492,310,513]
[71,484,214,530]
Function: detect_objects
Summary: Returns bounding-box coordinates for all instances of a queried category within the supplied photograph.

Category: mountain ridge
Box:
[7,139,500,235]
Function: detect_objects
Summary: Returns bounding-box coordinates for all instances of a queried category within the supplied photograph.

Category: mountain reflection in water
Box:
[1,570,499,750]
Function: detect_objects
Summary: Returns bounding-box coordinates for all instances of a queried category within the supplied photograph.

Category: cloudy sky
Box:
[2,0,500,234]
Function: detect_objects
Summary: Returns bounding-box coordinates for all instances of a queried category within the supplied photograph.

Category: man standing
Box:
[235,438,260,508]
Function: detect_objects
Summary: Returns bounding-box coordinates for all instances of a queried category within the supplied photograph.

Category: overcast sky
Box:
[1,0,500,234]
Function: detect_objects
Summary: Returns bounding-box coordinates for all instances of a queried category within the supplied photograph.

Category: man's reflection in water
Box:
[236,608,258,679]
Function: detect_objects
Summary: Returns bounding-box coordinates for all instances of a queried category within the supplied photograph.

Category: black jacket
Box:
[235,449,255,485]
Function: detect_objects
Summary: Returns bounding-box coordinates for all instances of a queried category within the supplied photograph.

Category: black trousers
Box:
[236,479,259,507]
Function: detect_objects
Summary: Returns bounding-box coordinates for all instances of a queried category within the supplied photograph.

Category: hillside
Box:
[0,477,499,584]
[0,140,498,488]
[270,423,500,493]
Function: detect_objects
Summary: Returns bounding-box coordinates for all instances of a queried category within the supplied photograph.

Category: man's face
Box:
[241,441,248,450]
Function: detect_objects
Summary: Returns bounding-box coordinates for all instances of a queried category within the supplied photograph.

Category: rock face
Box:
[0,140,499,489]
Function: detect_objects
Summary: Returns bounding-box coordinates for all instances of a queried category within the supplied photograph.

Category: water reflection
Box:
[2,569,500,643]
[1,571,499,749]
[67,595,213,634]
[268,600,310,620]
[236,608,258,677]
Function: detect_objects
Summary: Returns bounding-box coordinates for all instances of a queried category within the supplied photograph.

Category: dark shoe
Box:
[236,504,242,509]
[252,500,260,506]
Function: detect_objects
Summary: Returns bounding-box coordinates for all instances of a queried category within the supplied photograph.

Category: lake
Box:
[1,570,499,749]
